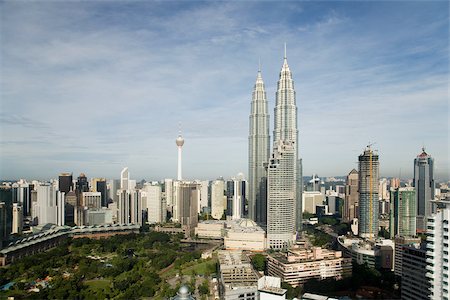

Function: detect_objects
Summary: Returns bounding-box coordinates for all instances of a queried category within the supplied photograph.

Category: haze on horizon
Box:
[0,1,448,181]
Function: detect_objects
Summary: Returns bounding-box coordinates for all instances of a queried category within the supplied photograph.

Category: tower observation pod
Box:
[176,132,185,181]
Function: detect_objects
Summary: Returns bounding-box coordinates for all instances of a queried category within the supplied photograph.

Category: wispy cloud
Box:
[0,1,448,180]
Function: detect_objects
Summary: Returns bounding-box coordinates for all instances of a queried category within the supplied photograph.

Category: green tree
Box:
[281,282,301,299]
[320,216,338,226]
[198,279,209,295]
[251,254,266,272]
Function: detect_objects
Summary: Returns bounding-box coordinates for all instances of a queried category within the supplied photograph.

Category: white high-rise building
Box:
[378,178,389,200]
[12,204,23,234]
[34,183,65,226]
[165,178,174,208]
[120,167,129,190]
[267,141,296,249]
[144,183,163,223]
[172,180,181,222]
[211,180,226,220]
[248,65,270,225]
[426,206,450,299]
[199,180,209,213]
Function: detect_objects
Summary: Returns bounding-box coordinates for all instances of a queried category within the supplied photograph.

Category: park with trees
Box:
[0,231,215,299]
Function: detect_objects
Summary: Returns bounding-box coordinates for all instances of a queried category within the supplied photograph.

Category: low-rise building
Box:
[218,250,259,300]
[224,219,266,252]
[258,276,286,300]
[195,220,226,239]
[195,219,266,251]
[267,246,352,287]
[337,236,394,270]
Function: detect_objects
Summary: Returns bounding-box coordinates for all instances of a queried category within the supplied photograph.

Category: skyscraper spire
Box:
[274,45,297,147]
[248,64,270,224]
[284,42,287,59]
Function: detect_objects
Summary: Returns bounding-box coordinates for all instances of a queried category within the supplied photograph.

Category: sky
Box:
[0,1,449,181]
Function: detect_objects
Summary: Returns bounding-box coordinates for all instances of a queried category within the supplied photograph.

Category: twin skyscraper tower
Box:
[248,46,302,249]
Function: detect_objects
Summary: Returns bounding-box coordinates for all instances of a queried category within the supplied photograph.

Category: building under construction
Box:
[358,146,379,239]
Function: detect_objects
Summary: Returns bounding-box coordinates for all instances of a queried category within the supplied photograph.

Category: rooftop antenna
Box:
[258,57,261,72]
[284,42,287,59]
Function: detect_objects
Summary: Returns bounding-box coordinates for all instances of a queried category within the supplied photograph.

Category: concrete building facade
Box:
[267,246,352,287]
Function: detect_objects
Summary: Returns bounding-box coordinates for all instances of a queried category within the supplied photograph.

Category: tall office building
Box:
[413,148,435,232]
[107,179,120,203]
[401,243,430,300]
[164,179,174,207]
[144,183,164,224]
[358,147,379,239]
[117,189,142,225]
[91,178,107,207]
[0,186,13,247]
[81,192,102,209]
[271,46,302,233]
[379,178,389,200]
[231,173,246,220]
[76,173,89,206]
[267,141,296,249]
[426,206,450,300]
[34,183,65,226]
[120,167,129,190]
[394,236,421,277]
[389,187,416,238]
[65,190,77,225]
[76,173,89,193]
[248,66,270,224]
[177,182,199,237]
[12,180,32,217]
[226,180,234,217]
[211,180,226,220]
[199,180,209,214]
[58,173,73,194]
[343,169,359,222]
[12,204,23,234]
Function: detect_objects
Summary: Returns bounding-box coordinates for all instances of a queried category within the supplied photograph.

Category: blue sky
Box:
[1,1,448,181]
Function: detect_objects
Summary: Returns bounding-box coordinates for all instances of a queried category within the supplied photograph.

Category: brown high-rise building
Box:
[177,182,199,237]
[343,169,359,222]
